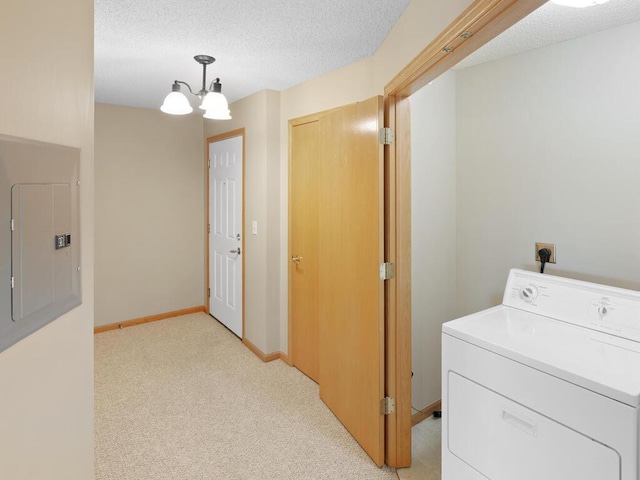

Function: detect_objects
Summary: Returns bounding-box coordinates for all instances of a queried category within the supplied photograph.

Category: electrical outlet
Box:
[535,243,556,264]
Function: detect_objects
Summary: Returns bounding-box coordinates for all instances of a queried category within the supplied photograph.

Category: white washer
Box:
[442,268,640,480]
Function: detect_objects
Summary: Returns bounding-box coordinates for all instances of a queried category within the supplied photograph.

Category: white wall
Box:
[410,71,457,411]
[94,104,205,326]
[456,20,640,316]
[0,0,95,478]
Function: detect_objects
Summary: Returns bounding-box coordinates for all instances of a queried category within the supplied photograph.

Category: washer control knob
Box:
[598,305,609,317]
[520,285,538,303]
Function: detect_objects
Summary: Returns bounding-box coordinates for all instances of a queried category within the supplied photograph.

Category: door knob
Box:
[291,256,303,264]
[229,248,241,255]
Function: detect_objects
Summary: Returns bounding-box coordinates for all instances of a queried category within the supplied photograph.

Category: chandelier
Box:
[160,55,231,120]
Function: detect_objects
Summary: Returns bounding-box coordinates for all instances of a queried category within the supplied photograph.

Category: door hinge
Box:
[380,262,395,280]
[208,288,211,297]
[10,219,14,231]
[381,397,395,415]
[208,224,211,234]
[208,158,211,168]
[379,127,394,145]
[11,276,14,289]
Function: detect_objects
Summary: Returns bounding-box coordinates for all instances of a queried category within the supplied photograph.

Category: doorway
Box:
[285,0,548,471]
[207,131,245,338]
[384,0,548,469]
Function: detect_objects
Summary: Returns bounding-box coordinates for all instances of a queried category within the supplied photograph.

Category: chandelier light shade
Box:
[550,0,610,7]
[160,55,232,120]
[200,79,232,119]
[160,83,193,115]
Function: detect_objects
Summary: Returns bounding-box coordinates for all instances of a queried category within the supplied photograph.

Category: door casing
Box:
[287,108,339,369]
[206,129,246,339]
[383,0,549,467]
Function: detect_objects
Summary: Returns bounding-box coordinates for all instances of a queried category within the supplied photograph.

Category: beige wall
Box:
[200,0,477,354]
[94,104,205,327]
[0,0,95,478]
[204,90,281,353]
[277,0,475,353]
[277,58,377,350]
[373,0,475,93]
[92,0,477,355]
[265,91,282,352]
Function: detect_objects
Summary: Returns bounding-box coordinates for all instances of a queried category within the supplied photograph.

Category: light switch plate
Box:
[252,221,258,235]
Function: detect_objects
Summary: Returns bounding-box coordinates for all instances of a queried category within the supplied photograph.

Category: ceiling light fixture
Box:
[550,0,610,7]
[160,55,231,120]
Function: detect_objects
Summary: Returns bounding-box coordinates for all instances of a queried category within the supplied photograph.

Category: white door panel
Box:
[209,135,242,337]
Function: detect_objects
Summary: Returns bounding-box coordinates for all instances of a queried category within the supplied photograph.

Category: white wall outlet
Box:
[252,221,258,235]
[535,242,556,264]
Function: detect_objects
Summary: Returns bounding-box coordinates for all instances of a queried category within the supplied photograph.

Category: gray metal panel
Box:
[11,184,74,322]
[12,185,56,320]
[0,134,81,353]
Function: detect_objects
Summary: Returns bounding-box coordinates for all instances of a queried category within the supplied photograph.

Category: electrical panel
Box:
[0,134,81,353]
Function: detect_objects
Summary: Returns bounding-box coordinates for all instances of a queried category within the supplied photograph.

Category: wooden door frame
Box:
[205,128,246,339]
[287,113,321,366]
[287,108,341,366]
[383,0,548,467]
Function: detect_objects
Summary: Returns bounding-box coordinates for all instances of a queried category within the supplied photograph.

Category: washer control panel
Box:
[504,269,640,342]
[519,285,538,303]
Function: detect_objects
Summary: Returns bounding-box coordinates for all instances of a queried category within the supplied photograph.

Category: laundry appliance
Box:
[442,268,640,480]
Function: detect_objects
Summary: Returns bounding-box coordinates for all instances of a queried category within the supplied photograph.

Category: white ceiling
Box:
[455,0,640,70]
[94,0,410,110]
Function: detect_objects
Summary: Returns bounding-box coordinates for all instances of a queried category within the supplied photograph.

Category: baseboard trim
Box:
[94,306,206,334]
[279,352,292,365]
[411,400,442,426]
[242,337,290,364]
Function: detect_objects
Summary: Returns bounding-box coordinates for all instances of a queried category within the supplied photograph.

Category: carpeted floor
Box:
[397,416,441,480]
[94,313,398,480]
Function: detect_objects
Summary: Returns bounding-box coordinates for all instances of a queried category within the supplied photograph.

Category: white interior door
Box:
[209,135,243,338]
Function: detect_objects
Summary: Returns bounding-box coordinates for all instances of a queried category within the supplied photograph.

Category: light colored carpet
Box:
[396,416,441,480]
[94,313,398,480]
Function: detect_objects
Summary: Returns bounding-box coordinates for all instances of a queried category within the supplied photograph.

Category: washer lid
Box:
[443,305,640,407]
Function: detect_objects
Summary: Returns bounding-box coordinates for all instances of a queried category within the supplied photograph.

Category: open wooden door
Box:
[318,96,385,466]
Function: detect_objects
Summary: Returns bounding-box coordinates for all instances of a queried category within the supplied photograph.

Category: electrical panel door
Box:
[0,135,81,353]
[12,184,74,321]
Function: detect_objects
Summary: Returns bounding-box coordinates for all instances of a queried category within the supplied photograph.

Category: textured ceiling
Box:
[455,0,640,70]
[95,0,409,110]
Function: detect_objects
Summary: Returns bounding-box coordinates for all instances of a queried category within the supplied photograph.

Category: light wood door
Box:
[318,96,385,466]
[290,120,320,382]
[209,135,243,338]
